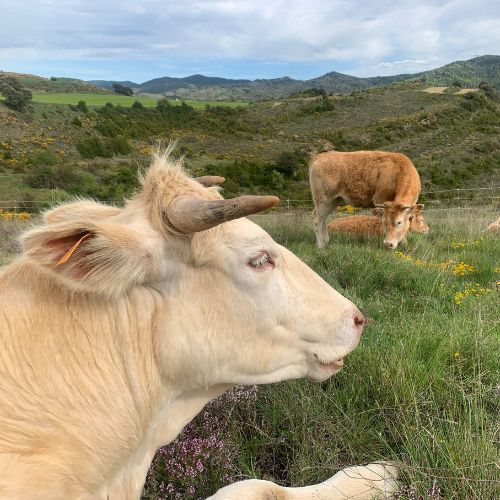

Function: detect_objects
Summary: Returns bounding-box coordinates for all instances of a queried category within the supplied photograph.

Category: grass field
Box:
[236,207,499,500]
[2,204,498,499]
[28,93,249,108]
[146,205,499,499]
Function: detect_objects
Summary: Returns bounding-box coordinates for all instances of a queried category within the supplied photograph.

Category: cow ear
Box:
[21,219,165,298]
[44,200,122,224]
[372,208,384,217]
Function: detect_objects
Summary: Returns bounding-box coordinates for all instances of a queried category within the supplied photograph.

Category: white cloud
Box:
[0,0,499,78]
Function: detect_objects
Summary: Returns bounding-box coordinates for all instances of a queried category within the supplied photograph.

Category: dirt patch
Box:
[422,87,448,94]
[454,88,479,95]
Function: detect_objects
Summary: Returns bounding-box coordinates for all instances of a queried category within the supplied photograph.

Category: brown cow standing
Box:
[309,150,423,248]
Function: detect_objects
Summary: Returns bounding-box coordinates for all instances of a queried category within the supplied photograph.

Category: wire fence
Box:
[0,186,499,214]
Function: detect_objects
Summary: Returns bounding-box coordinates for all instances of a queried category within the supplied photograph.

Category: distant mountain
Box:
[137,74,252,93]
[88,80,139,90]
[4,55,498,101]
[88,56,499,100]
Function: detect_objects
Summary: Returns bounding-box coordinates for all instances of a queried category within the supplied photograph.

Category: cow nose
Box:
[353,310,365,335]
[384,241,394,249]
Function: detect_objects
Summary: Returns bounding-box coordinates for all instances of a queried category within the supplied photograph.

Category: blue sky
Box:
[1,0,499,83]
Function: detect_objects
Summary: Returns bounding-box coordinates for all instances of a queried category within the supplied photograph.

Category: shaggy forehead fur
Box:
[131,148,223,237]
[17,149,232,299]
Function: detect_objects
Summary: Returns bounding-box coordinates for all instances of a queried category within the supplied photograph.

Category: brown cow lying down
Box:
[485,217,500,233]
[309,150,422,248]
[0,148,397,499]
[328,205,428,249]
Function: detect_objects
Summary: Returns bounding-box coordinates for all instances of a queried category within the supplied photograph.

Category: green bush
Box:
[76,135,131,159]
[105,135,132,155]
[76,136,112,159]
[0,76,33,112]
[27,150,60,167]
[77,100,88,113]
[24,162,82,190]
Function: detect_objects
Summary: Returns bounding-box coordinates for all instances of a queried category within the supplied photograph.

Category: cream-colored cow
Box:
[208,462,399,499]
[309,150,422,248]
[0,149,388,499]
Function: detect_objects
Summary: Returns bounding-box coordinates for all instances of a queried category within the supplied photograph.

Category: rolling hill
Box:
[0,71,109,94]
[88,55,500,100]
[1,72,498,208]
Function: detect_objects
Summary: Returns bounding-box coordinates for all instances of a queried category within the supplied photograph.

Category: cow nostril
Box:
[353,310,365,332]
[384,241,394,249]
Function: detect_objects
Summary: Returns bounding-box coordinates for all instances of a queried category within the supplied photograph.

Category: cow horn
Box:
[168,195,280,233]
[194,176,225,187]
[374,204,385,208]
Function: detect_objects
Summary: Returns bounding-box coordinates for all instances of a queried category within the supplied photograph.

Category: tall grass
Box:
[229,207,499,499]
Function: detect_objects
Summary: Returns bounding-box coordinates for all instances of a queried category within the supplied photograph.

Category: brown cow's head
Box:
[374,202,414,249]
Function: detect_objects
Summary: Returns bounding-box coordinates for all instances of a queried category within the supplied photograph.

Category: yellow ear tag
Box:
[56,233,91,266]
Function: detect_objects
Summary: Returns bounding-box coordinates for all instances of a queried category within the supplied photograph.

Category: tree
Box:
[478,81,498,101]
[112,83,134,96]
[0,76,33,112]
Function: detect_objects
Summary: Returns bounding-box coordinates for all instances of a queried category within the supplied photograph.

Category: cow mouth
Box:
[313,354,344,370]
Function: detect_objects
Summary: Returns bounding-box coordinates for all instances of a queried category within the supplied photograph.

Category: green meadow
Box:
[29,92,249,108]
[236,208,499,500]
[209,208,498,500]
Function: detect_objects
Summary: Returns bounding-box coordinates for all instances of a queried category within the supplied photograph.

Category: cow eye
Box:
[248,251,275,271]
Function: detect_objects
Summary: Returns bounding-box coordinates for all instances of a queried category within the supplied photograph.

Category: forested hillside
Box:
[0,80,498,210]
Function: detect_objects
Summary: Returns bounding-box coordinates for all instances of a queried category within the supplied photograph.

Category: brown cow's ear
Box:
[372,208,384,217]
[22,219,165,298]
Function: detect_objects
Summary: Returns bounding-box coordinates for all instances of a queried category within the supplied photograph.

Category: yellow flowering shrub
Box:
[453,284,492,305]
[335,205,359,214]
[0,209,31,221]
[451,262,476,276]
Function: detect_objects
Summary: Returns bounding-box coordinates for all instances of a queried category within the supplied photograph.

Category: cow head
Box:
[22,150,364,389]
[374,201,415,249]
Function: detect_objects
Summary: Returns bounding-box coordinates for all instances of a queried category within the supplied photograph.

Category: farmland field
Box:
[2,203,499,499]
[29,93,249,108]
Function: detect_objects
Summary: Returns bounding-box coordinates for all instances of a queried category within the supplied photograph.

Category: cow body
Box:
[0,151,366,499]
[309,150,422,248]
[208,462,399,499]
